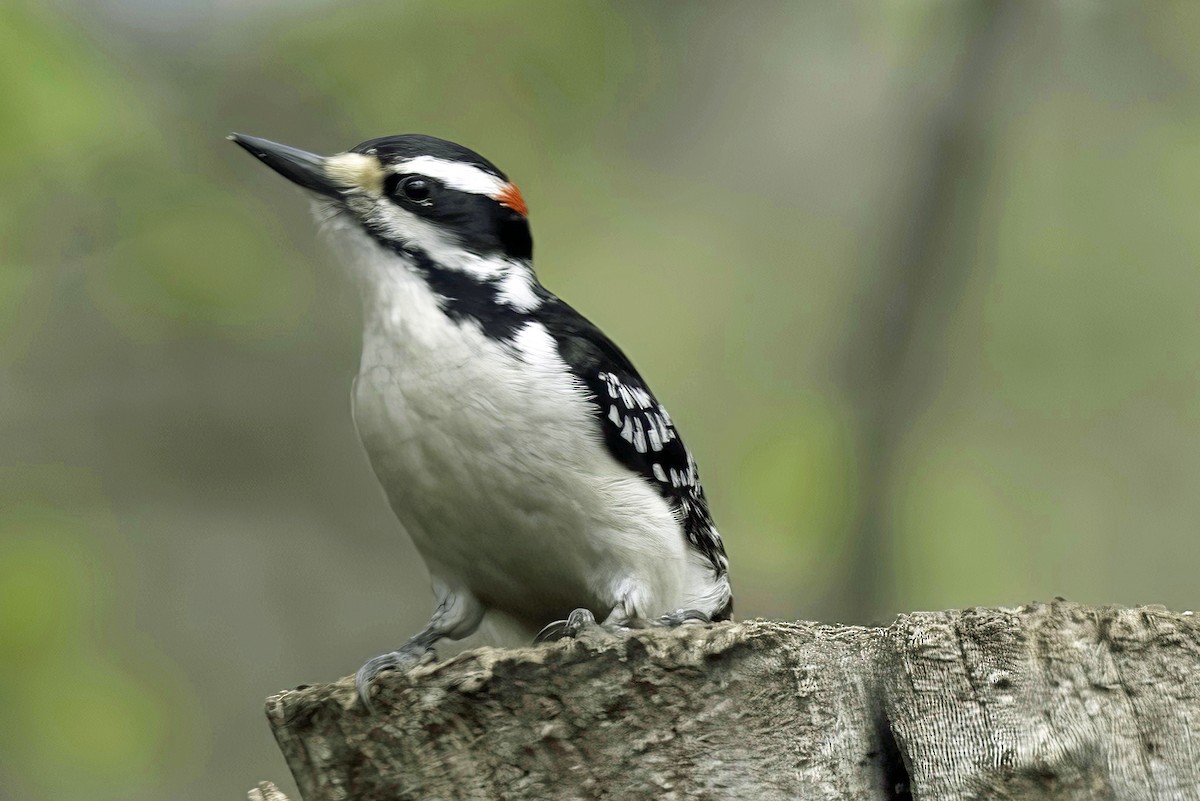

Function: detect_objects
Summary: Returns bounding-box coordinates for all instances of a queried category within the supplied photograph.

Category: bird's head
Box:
[229,132,533,273]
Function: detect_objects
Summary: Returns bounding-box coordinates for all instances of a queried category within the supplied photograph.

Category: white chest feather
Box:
[345,242,699,622]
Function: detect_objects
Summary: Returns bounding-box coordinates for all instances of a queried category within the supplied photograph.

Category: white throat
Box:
[315,200,542,318]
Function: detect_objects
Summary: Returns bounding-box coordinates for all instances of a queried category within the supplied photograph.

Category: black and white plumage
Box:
[230,132,732,702]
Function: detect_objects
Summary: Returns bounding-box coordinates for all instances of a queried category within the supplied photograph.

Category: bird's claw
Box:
[535,607,612,642]
[355,645,435,712]
[652,608,711,627]
[536,607,711,643]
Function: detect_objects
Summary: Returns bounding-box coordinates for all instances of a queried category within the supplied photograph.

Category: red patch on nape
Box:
[496,183,528,217]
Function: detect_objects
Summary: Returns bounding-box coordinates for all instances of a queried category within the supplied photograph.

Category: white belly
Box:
[351,268,694,626]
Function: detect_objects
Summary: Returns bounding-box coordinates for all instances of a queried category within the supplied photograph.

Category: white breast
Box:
[342,231,704,626]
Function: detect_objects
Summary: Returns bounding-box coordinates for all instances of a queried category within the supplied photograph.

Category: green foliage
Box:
[0,472,197,801]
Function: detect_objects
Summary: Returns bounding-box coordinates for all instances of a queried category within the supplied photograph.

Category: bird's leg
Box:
[355,579,483,711]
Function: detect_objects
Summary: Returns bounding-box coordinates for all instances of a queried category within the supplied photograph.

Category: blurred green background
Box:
[3,1,1199,798]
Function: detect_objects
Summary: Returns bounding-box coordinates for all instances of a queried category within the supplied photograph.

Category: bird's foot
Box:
[535,607,712,643]
[355,644,436,712]
[617,608,712,630]
[535,608,615,642]
[645,608,712,628]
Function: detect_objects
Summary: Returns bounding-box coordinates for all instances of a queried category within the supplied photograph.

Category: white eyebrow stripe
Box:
[392,156,507,198]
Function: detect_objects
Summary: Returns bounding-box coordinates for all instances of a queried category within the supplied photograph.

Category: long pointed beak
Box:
[228,133,344,199]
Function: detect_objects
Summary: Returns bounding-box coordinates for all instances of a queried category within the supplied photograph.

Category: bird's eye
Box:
[399,176,432,203]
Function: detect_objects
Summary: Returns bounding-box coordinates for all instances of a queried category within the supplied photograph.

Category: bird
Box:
[229,132,733,707]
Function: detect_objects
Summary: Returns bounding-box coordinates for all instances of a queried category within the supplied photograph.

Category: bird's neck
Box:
[328,217,543,344]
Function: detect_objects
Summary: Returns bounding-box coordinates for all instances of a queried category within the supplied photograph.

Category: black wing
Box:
[536,299,730,581]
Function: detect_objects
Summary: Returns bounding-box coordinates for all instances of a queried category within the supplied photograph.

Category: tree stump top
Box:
[256,602,1200,800]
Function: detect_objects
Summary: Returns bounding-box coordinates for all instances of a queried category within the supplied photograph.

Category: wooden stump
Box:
[251,601,1200,800]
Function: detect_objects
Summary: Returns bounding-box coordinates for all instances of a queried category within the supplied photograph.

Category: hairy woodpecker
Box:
[229,133,733,705]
